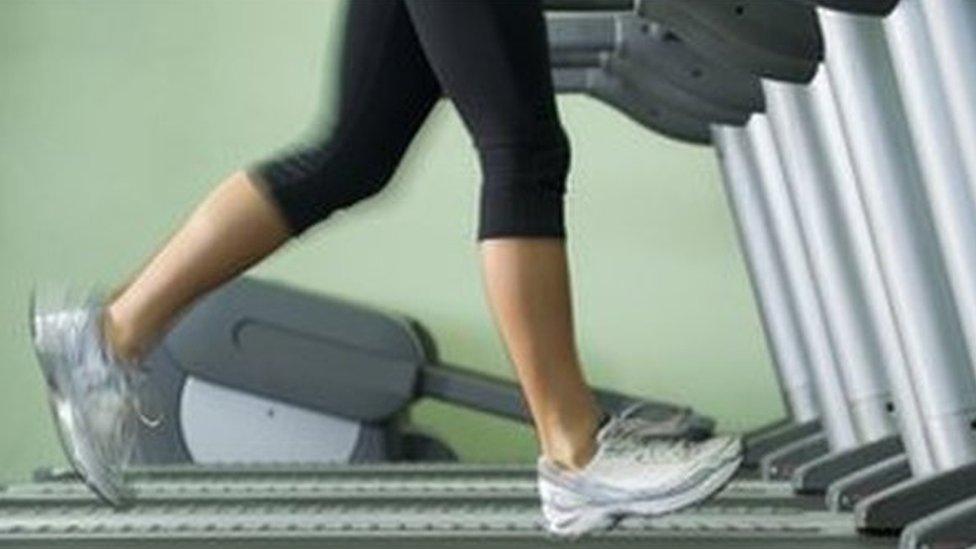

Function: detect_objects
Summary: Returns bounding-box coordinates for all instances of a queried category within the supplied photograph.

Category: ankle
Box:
[545,436,597,471]
[541,411,603,471]
[100,309,144,365]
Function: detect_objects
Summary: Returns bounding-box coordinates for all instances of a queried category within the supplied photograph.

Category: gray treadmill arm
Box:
[417,363,713,437]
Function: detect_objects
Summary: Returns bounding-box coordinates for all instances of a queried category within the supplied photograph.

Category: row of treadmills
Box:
[5,0,976,547]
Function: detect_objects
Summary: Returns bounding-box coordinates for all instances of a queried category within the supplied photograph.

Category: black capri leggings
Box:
[250,0,571,240]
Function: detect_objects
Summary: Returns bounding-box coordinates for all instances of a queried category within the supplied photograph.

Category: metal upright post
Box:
[763,77,895,446]
[711,124,821,431]
[801,69,934,478]
[883,0,976,383]
[761,73,920,493]
[744,115,859,454]
[919,0,976,187]
[891,1,976,544]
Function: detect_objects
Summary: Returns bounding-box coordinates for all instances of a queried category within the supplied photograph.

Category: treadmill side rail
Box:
[898,495,976,549]
[792,436,904,495]
[762,433,830,480]
[856,461,976,534]
[745,420,822,467]
[827,455,911,512]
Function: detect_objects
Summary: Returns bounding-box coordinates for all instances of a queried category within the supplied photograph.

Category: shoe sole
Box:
[28,290,131,509]
[616,454,743,518]
[547,449,744,537]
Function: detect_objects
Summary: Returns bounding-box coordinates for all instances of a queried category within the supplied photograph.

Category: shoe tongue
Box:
[595,414,636,447]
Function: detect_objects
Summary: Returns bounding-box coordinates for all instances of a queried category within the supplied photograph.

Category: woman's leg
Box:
[403,0,600,469]
[36,0,444,507]
[481,240,600,468]
[105,171,289,362]
[404,5,742,536]
[104,0,441,363]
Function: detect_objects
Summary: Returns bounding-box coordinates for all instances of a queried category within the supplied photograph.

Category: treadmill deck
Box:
[0,463,895,548]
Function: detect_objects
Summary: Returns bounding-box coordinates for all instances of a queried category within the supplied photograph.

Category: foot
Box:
[537,413,743,537]
[29,288,143,507]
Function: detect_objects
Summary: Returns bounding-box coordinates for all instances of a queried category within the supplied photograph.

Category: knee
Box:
[250,138,399,236]
[477,132,571,240]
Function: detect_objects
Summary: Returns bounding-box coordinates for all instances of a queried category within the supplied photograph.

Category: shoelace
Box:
[597,403,689,447]
[601,431,699,464]
[596,404,708,464]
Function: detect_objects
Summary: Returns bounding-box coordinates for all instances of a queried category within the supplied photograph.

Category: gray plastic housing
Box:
[134,278,424,463]
[637,0,823,83]
[546,12,763,120]
[552,67,712,144]
[156,278,424,422]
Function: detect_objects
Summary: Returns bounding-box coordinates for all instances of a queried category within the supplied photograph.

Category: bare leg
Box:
[481,239,600,469]
[101,173,600,469]
[104,171,290,362]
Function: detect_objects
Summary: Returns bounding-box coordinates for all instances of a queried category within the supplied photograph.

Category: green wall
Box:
[0,0,782,482]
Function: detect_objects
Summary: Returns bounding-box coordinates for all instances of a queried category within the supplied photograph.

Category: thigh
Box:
[328,0,441,152]
[253,0,444,233]
[402,0,564,149]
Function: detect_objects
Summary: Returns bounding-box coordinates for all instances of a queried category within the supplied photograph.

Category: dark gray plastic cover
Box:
[161,277,424,422]
[543,0,634,11]
[638,0,823,83]
[553,67,713,143]
[615,17,764,114]
[546,12,763,118]
[811,0,898,16]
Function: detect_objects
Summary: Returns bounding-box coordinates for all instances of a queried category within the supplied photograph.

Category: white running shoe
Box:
[29,289,144,507]
[537,412,743,537]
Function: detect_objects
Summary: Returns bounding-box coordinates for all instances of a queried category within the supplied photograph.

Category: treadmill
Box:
[8,0,975,547]
[29,7,822,510]
[0,2,898,547]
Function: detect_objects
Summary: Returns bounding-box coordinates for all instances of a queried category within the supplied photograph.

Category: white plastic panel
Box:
[180,376,362,464]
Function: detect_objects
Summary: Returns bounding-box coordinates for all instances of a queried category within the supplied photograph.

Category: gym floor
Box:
[0,0,780,482]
